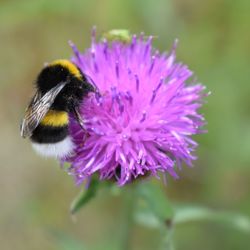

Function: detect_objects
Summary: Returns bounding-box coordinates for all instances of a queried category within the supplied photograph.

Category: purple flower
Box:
[65,30,207,186]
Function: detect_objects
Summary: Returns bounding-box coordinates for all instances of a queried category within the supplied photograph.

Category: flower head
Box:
[65,30,207,186]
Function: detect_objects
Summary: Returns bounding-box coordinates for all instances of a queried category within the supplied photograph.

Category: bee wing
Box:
[20,82,67,138]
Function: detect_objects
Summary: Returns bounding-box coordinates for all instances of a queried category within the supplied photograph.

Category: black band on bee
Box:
[31,124,68,143]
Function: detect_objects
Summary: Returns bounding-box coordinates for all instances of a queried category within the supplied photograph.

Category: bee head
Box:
[36,60,86,94]
[36,59,94,111]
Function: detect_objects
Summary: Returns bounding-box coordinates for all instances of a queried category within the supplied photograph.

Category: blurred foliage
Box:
[135,181,174,224]
[0,0,250,249]
[70,178,99,215]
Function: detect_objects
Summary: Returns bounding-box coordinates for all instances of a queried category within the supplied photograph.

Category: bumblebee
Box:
[20,59,94,158]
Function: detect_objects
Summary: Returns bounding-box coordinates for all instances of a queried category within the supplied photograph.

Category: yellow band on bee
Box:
[41,110,69,127]
[49,59,82,80]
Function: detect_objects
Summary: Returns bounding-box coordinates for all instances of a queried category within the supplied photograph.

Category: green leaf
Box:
[174,205,250,234]
[70,178,99,214]
[135,207,162,228]
[135,182,174,228]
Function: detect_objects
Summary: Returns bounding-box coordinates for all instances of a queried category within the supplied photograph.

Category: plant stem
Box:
[160,222,175,250]
[121,186,136,250]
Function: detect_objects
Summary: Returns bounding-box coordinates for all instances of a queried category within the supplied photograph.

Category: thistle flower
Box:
[65,30,207,186]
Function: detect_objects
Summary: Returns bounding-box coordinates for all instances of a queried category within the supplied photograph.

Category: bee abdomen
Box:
[30,110,74,158]
[30,125,74,158]
[31,125,68,143]
[32,135,74,158]
[31,110,69,143]
[40,110,68,127]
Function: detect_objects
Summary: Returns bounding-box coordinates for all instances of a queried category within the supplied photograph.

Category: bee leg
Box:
[72,107,85,130]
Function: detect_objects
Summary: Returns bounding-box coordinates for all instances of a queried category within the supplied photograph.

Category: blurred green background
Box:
[0,0,250,249]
